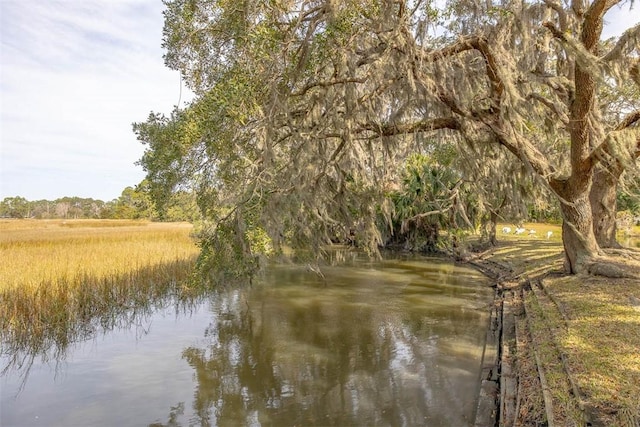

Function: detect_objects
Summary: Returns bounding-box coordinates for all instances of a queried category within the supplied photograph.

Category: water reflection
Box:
[168,257,492,426]
[1,258,199,381]
[1,255,492,427]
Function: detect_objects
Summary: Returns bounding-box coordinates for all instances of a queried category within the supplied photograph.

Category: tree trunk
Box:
[590,166,622,248]
[488,211,498,246]
[479,212,498,246]
[558,191,601,274]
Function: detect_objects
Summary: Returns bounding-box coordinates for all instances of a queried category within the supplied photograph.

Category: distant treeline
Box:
[0,183,200,222]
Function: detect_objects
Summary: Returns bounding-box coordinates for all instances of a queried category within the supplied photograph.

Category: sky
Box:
[0,0,193,202]
[0,1,638,202]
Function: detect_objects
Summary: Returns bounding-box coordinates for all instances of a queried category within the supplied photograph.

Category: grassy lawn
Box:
[546,275,640,424]
[486,223,640,426]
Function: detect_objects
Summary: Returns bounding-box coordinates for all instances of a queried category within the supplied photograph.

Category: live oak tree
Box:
[590,78,640,247]
[139,0,639,277]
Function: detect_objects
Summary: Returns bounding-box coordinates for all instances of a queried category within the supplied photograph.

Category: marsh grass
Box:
[0,219,201,368]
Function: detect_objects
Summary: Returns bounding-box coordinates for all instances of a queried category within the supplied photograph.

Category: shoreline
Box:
[466,238,640,427]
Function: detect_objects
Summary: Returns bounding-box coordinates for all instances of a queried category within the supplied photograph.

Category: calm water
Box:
[1,255,493,427]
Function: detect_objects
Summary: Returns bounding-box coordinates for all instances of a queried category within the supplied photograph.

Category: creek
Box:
[1,254,493,427]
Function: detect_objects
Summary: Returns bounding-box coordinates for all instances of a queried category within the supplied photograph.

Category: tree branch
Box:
[527,93,570,125]
[291,78,366,97]
[581,0,619,50]
[401,182,463,233]
[631,59,640,86]
[543,0,568,31]
[361,117,460,137]
[420,36,504,101]
[602,23,640,62]
[588,127,640,169]
[481,118,559,183]
[615,110,640,131]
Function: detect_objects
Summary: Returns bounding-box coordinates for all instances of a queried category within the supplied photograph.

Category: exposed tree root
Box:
[603,247,640,261]
[586,256,640,279]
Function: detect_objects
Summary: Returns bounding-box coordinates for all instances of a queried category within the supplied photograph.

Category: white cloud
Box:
[0,0,192,201]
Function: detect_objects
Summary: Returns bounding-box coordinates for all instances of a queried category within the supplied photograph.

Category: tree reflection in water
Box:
[169,260,491,427]
[1,254,491,427]
[1,259,200,384]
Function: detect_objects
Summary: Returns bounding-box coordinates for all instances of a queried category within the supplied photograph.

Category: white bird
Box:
[514,227,526,235]
[502,226,512,234]
[529,229,537,235]
[546,231,553,239]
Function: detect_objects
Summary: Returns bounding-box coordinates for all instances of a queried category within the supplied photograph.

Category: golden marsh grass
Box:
[1,219,198,289]
[0,219,200,358]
